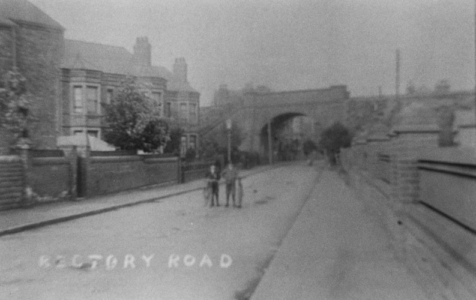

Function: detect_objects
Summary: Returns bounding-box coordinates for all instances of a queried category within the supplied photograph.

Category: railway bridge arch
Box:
[232,85,350,158]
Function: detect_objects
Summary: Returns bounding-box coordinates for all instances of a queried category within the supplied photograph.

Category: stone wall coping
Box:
[418,146,476,166]
[367,135,390,141]
[32,157,69,165]
[458,124,476,129]
[89,155,179,164]
[392,124,440,134]
[352,140,368,145]
[0,155,21,162]
[90,155,142,163]
[143,156,179,163]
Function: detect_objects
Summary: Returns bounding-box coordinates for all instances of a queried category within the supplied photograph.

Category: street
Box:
[0,163,432,300]
[0,164,320,300]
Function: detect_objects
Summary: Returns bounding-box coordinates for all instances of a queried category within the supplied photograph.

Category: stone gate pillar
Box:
[390,125,440,204]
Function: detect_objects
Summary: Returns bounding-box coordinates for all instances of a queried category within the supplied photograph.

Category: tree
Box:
[140,119,169,152]
[0,70,32,145]
[103,79,168,152]
[318,122,352,165]
[184,147,196,162]
[163,127,184,155]
[199,122,243,160]
[199,136,220,159]
[302,139,317,156]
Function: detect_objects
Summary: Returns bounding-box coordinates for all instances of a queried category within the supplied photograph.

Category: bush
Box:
[184,147,197,162]
[302,139,318,156]
[234,150,260,169]
[319,122,352,165]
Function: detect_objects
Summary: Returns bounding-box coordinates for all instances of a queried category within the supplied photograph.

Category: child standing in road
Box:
[205,165,220,207]
[221,163,238,207]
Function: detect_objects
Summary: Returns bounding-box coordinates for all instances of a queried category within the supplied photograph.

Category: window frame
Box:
[165,101,172,118]
[179,102,188,122]
[151,91,163,116]
[189,134,197,150]
[180,135,188,157]
[72,85,83,113]
[87,130,99,138]
[86,85,100,114]
[106,88,114,104]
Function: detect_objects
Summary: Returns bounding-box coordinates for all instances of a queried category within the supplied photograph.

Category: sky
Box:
[30,0,475,106]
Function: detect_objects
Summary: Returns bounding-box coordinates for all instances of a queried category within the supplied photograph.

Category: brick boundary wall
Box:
[417,148,476,232]
[0,156,24,210]
[182,160,216,183]
[389,125,440,204]
[15,146,77,206]
[340,129,476,298]
[1,144,239,211]
[79,152,180,198]
[29,154,76,202]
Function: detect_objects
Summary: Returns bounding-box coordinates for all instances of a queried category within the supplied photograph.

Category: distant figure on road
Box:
[221,163,238,207]
[205,165,220,207]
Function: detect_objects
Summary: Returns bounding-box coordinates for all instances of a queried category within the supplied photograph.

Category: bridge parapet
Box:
[243,85,349,108]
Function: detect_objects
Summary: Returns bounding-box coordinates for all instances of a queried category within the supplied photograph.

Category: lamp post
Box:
[226,119,232,163]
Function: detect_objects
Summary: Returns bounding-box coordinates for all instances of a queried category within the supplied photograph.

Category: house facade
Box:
[60,37,200,153]
[1,0,200,154]
[0,0,65,154]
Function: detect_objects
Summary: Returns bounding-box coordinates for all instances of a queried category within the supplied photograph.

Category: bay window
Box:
[73,86,82,113]
[87,86,99,114]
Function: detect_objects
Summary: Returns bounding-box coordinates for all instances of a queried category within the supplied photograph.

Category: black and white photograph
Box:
[1,0,476,299]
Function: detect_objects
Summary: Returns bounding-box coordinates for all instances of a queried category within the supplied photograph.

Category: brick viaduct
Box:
[218,85,349,155]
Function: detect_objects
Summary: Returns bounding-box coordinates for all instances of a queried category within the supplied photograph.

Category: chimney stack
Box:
[173,57,188,83]
[133,37,151,66]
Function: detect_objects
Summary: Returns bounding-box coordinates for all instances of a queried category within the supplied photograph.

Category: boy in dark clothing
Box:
[221,163,238,207]
[205,165,220,207]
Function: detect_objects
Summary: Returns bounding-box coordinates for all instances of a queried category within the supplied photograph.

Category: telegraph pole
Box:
[226,119,232,164]
[396,49,400,100]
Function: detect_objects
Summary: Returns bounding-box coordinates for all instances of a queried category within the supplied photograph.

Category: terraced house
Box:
[0,0,200,154]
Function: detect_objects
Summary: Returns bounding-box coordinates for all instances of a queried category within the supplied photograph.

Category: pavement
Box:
[0,163,279,237]
[250,169,430,300]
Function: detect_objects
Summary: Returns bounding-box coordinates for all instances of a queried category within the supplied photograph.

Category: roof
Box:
[62,39,133,74]
[0,0,64,30]
[0,15,15,26]
[131,64,171,79]
[166,78,198,93]
[57,135,115,151]
[393,102,438,127]
[62,39,197,93]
